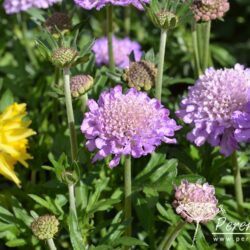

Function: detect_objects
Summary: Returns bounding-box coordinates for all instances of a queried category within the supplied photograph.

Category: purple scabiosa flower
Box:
[81,85,181,168]
[173,180,219,223]
[92,36,142,69]
[176,64,250,156]
[74,0,150,10]
[3,0,60,14]
[232,103,250,143]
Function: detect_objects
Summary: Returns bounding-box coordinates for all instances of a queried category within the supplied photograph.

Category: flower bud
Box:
[191,0,230,22]
[51,48,79,68]
[173,180,219,223]
[70,75,94,97]
[45,12,71,34]
[31,215,59,240]
[155,10,179,30]
[124,60,157,91]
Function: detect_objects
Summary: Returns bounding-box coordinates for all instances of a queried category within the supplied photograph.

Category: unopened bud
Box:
[124,60,157,91]
[155,10,178,30]
[191,0,230,22]
[51,48,79,68]
[71,75,94,97]
[31,215,59,240]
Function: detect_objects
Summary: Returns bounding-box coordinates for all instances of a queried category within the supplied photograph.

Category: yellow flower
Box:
[0,103,36,186]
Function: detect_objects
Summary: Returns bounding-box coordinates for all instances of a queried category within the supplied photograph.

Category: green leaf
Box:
[112,237,148,247]
[0,89,14,112]
[68,212,84,250]
[6,239,27,247]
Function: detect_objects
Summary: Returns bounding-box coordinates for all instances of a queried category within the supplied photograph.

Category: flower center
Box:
[100,94,158,140]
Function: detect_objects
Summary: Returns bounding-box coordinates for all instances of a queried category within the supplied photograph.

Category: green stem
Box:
[124,156,132,239]
[107,5,115,72]
[80,93,88,113]
[19,15,39,69]
[159,220,186,250]
[155,29,167,101]
[63,68,79,220]
[124,7,131,35]
[202,21,211,71]
[63,68,78,161]
[232,152,244,214]
[68,184,77,218]
[191,22,202,77]
[47,238,57,250]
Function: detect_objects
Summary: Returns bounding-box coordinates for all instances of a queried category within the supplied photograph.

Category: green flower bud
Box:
[31,215,59,240]
[124,60,157,91]
[45,12,71,34]
[70,75,94,97]
[51,47,79,69]
[155,10,179,30]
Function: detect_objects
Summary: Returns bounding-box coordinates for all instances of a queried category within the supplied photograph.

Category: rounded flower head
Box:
[124,60,157,91]
[0,103,36,186]
[173,180,219,223]
[176,64,250,156]
[51,48,79,69]
[191,0,230,22]
[71,75,94,97]
[31,215,59,240]
[3,0,60,14]
[81,85,181,168]
[92,36,142,69]
[74,0,150,10]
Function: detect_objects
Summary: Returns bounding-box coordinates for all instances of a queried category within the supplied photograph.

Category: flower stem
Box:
[63,68,78,161]
[47,238,57,250]
[155,29,167,101]
[159,220,186,250]
[107,5,115,73]
[63,68,79,219]
[202,21,211,71]
[191,22,202,77]
[68,184,77,218]
[124,7,131,35]
[124,156,132,239]
[80,93,88,113]
[232,151,244,214]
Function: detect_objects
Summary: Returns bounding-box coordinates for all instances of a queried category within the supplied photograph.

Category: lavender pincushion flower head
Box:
[74,0,150,10]
[81,85,181,168]
[191,0,230,22]
[92,36,142,69]
[176,64,250,156]
[3,0,60,14]
[173,180,219,223]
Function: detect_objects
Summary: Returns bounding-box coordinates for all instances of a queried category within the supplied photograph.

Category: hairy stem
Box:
[107,5,115,72]
[47,238,57,250]
[68,184,77,218]
[192,22,202,77]
[155,29,167,101]
[63,68,78,161]
[232,151,244,214]
[124,156,132,240]
[202,21,211,71]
